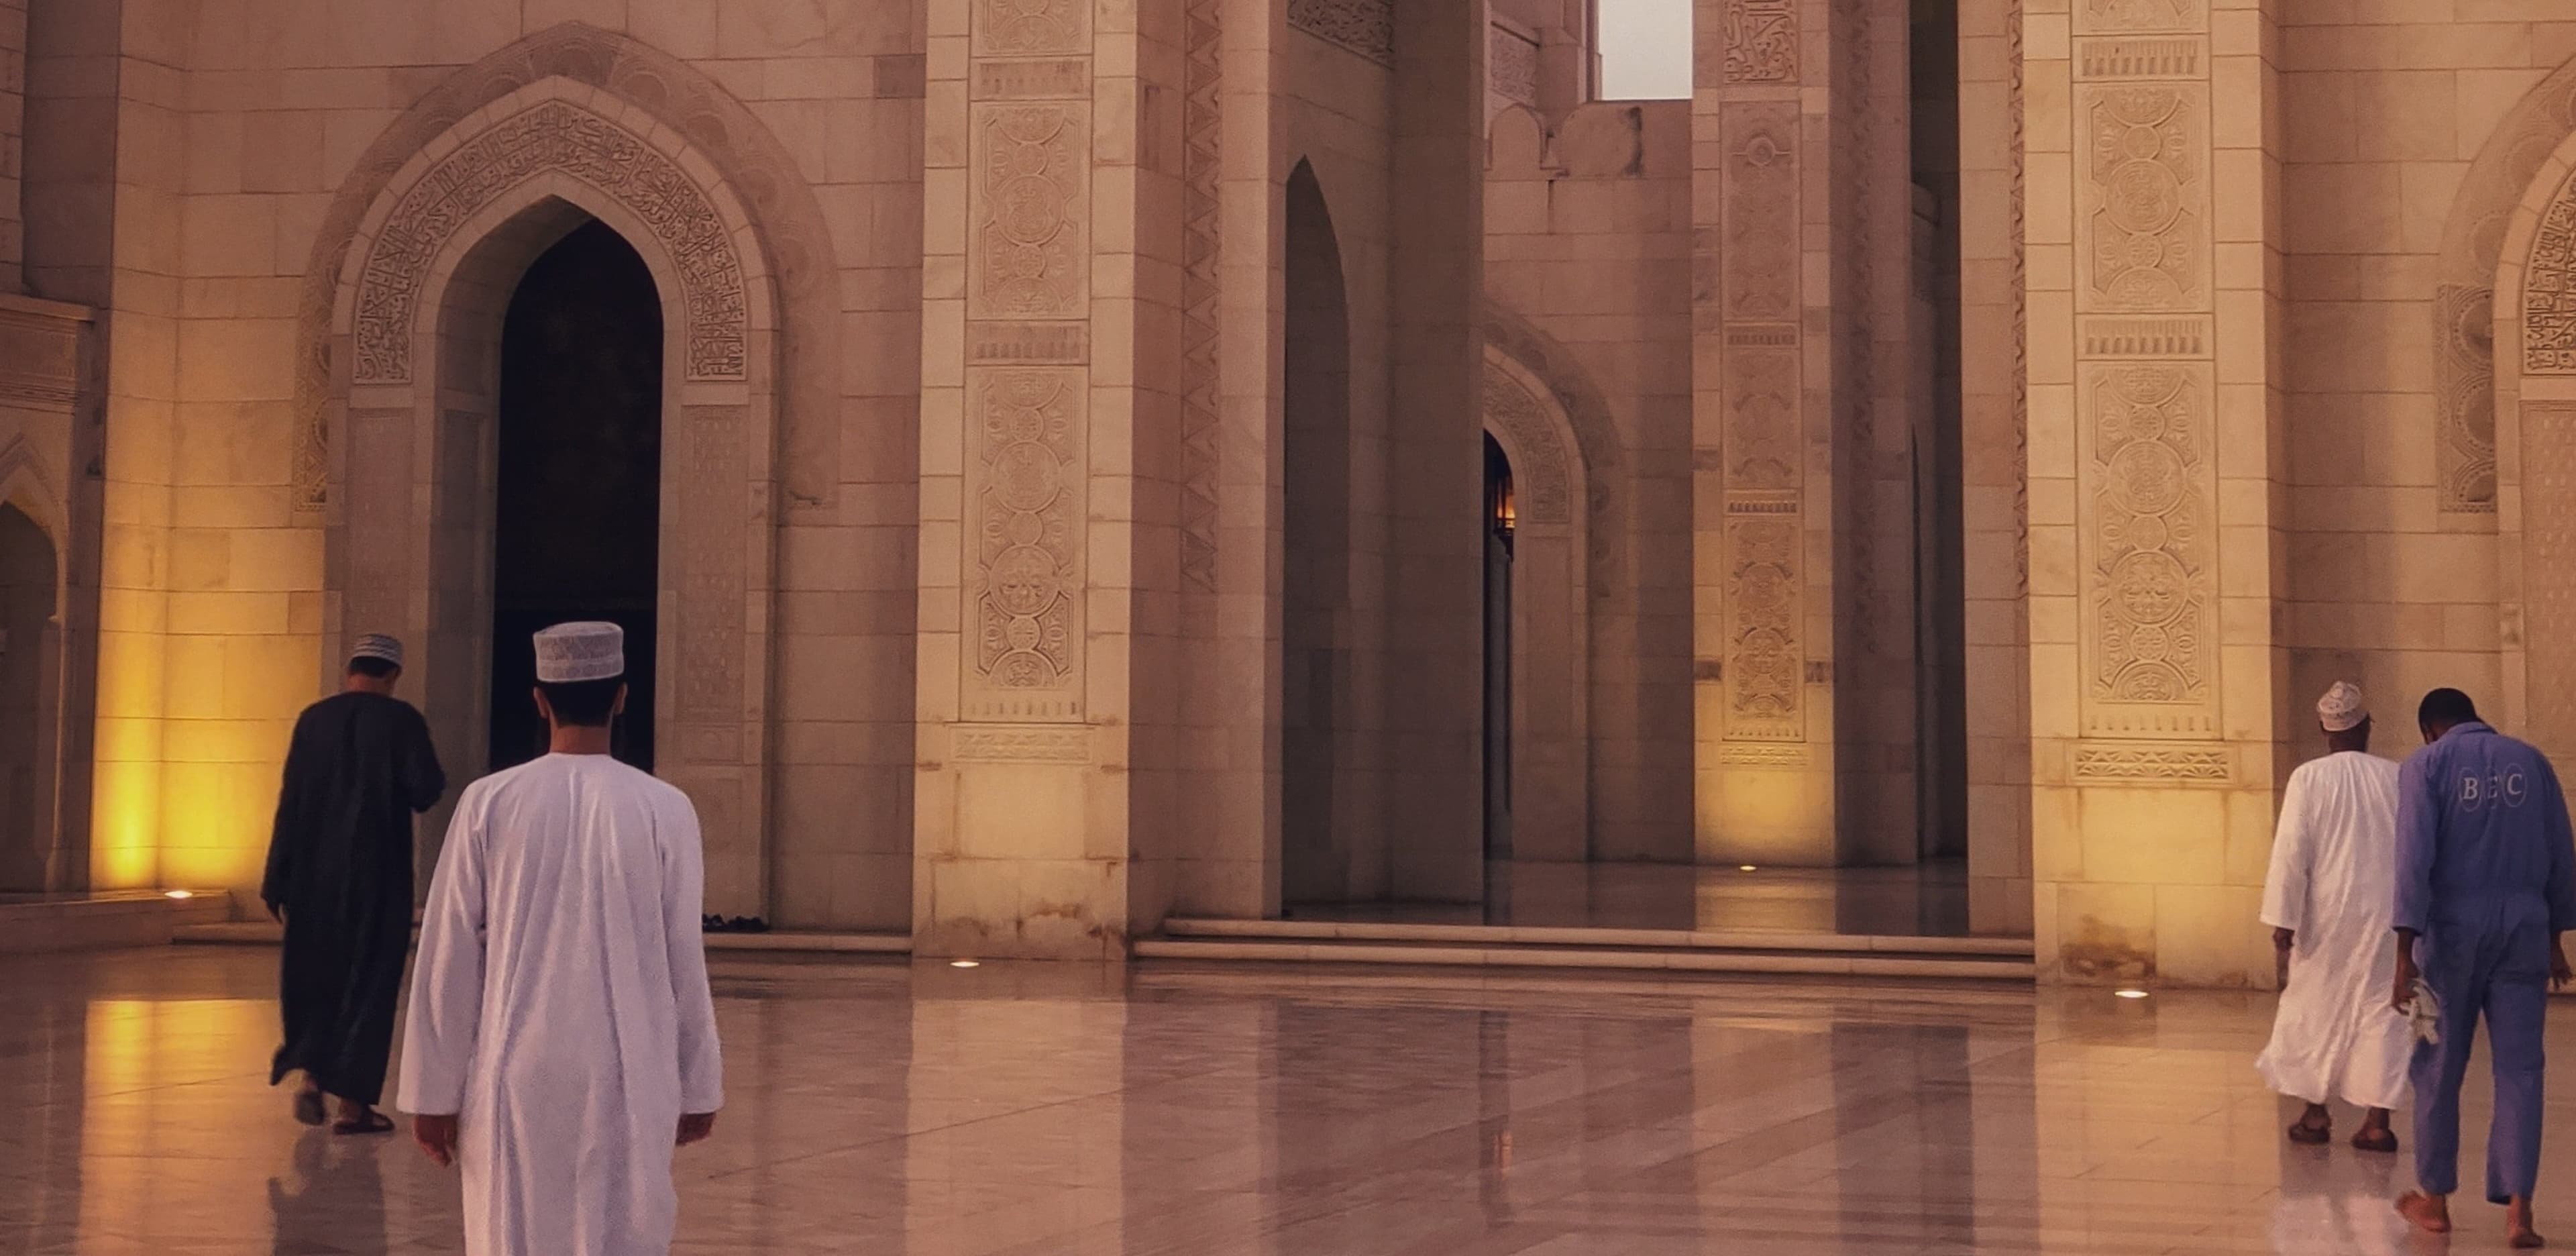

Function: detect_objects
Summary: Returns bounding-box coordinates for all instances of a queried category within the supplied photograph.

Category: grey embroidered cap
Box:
[348,633,405,669]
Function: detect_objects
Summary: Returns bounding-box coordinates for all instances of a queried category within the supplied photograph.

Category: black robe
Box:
[262,690,445,1104]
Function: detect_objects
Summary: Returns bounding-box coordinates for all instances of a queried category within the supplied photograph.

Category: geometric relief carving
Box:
[2080,364,2219,737]
[1721,103,1800,322]
[1483,363,1571,525]
[1724,517,1803,741]
[2072,743,2232,783]
[954,725,1090,763]
[1722,0,1798,84]
[0,309,80,407]
[965,369,1086,721]
[1288,0,1395,66]
[2524,167,2576,375]
[2438,282,2500,511]
[1491,26,1540,107]
[969,104,1091,321]
[2080,87,2205,312]
[353,101,749,384]
[672,406,749,724]
[2524,401,2576,760]
[1179,0,1224,593]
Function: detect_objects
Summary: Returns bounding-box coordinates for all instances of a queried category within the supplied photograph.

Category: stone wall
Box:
[1483,100,1695,862]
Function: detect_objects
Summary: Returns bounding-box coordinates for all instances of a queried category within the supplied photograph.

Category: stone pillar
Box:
[913,0,1185,958]
[1690,0,1915,867]
[0,0,24,291]
[2025,0,2285,985]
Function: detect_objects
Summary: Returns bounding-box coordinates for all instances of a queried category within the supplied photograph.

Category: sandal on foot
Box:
[2351,1128,2399,1153]
[333,1110,396,1136]
[292,1089,327,1127]
[2287,1118,2332,1145]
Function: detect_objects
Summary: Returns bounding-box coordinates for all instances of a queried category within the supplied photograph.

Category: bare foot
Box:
[2396,1191,2453,1235]
[2510,1197,2546,1249]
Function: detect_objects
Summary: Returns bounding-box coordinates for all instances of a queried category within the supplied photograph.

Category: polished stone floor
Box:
[1,947,2565,1254]
[1289,859,1978,937]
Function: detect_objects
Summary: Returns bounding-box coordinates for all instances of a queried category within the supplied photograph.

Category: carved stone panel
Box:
[1725,344,1801,493]
[352,101,749,384]
[2078,86,2207,313]
[1179,0,1223,594]
[2071,742,2231,783]
[1491,26,1539,107]
[1721,104,1800,323]
[1288,0,1395,66]
[1724,515,1803,741]
[968,103,1091,323]
[1722,0,1799,84]
[2524,168,2576,375]
[2074,0,2204,34]
[2078,363,2219,739]
[1483,363,1570,525]
[963,368,1086,722]
[2524,401,2576,760]
[2438,283,2500,511]
[973,0,1090,57]
[671,405,749,723]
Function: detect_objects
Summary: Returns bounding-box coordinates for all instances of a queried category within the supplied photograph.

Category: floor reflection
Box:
[2,947,2561,1254]
[1285,858,1980,937]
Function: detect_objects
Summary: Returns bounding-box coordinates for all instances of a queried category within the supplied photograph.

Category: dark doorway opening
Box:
[486,219,662,774]
[1483,433,1514,861]
[1282,160,1354,902]
[0,503,57,890]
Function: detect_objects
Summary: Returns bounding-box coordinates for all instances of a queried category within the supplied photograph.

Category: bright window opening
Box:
[1598,0,1693,100]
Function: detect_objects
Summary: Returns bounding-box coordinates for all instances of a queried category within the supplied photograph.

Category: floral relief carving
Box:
[2082,87,2203,311]
[2439,283,2500,510]
[672,406,748,722]
[1725,347,1801,492]
[1287,0,1395,66]
[1722,104,1799,322]
[967,369,1085,715]
[1723,0,1799,84]
[1725,516,1803,740]
[2524,168,2576,375]
[2072,745,2230,782]
[2076,0,2200,33]
[1179,0,1223,594]
[2082,365,2217,727]
[352,100,747,384]
[1483,364,1571,525]
[970,104,1089,321]
[2010,0,2030,595]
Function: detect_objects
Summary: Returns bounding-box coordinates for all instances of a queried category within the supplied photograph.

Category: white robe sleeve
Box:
[661,792,724,1115]
[398,789,489,1117]
[2260,765,2312,933]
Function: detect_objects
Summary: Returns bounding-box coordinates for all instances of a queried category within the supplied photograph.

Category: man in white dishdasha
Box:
[398,621,722,1256]
[2257,681,2412,1153]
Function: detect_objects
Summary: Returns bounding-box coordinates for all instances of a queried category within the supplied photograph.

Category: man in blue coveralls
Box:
[2392,688,2576,1247]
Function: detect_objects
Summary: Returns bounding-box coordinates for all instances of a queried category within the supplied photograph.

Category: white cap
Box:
[2317,680,2367,733]
[348,633,404,669]
[533,621,625,684]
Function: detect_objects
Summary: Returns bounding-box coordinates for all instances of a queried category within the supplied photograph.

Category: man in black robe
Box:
[262,633,445,1134]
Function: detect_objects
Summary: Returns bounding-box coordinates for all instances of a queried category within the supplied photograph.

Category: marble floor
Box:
[0,947,2561,1254]
[1288,859,1980,938]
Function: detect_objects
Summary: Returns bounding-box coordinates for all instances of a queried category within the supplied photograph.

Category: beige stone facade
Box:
[9,0,2576,984]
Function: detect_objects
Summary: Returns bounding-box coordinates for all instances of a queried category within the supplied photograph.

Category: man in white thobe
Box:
[2258,680,2412,1153]
[398,622,722,1256]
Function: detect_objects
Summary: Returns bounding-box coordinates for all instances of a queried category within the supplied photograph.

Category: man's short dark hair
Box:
[2419,687,2480,729]
[539,677,625,728]
[347,656,398,680]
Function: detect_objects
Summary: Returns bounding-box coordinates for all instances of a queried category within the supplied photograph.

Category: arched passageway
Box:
[0,503,60,891]
[1282,160,1357,904]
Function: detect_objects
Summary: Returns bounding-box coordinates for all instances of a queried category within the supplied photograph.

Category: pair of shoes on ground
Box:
[701,914,769,934]
[293,1088,394,1136]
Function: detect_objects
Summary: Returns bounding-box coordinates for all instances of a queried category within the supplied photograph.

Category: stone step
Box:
[172,921,911,954]
[1134,933,2034,980]
[0,892,233,953]
[1161,917,2033,957]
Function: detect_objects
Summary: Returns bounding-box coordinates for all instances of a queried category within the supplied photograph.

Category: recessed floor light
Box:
[163,890,193,900]
[2114,988,2151,1000]
[1737,865,1758,873]
[949,959,980,969]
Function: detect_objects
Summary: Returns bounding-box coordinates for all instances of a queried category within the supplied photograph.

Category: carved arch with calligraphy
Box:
[2493,117,2576,766]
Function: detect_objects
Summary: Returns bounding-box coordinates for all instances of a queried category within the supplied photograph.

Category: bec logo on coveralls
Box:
[2461,770,2529,810]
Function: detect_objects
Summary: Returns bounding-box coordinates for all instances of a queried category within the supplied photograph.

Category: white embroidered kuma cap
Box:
[2317,680,2367,733]
[533,621,625,684]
